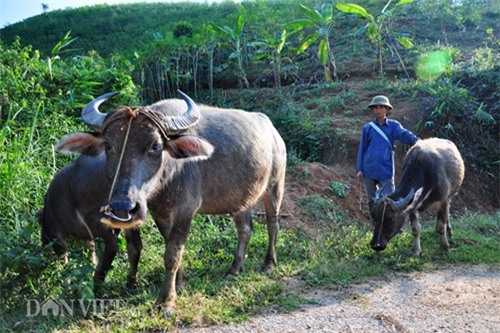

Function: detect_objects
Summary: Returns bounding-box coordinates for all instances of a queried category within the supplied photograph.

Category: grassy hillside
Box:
[1,1,498,210]
[0,0,311,57]
[1,0,498,230]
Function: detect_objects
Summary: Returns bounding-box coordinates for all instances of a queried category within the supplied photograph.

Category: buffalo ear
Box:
[167,135,214,160]
[55,132,105,156]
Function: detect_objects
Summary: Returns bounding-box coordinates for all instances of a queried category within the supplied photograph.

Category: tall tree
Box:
[285,3,338,81]
[218,13,250,89]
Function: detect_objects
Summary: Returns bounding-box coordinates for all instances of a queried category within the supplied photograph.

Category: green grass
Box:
[1,209,498,332]
[1,112,498,330]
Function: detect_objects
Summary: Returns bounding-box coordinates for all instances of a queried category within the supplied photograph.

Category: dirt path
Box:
[177,265,500,333]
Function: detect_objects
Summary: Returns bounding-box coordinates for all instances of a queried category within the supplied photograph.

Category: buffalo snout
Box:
[370,231,388,251]
[101,199,143,224]
[370,241,387,251]
[109,200,137,220]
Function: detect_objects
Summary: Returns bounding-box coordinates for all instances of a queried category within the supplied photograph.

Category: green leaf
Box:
[475,102,496,124]
[396,36,414,48]
[51,30,79,56]
[320,3,333,24]
[248,41,267,48]
[297,33,320,54]
[253,53,271,61]
[367,22,378,37]
[218,25,235,39]
[299,4,322,23]
[235,14,244,37]
[396,0,414,6]
[283,19,315,35]
[336,3,373,20]
[277,30,287,53]
[318,39,328,66]
[354,24,369,36]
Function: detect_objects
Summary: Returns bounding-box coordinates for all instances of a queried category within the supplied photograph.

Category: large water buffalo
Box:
[38,153,143,286]
[56,91,287,316]
[370,138,465,257]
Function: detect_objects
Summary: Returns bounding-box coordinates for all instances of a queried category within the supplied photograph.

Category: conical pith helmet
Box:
[368,95,393,109]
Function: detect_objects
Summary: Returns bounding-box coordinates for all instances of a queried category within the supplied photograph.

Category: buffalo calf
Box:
[38,153,143,286]
[371,138,465,257]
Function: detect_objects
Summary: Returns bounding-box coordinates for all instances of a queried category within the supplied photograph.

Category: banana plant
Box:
[249,29,289,88]
[337,0,414,78]
[284,3,338,82]
[218,13,250,89]
[48,30,78,79]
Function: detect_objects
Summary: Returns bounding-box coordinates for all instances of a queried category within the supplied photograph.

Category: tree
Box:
[285,3,338,82]
[250,29,289,88]
[218,13,250,89]
[337,0,414,78]
[173,21,194,39]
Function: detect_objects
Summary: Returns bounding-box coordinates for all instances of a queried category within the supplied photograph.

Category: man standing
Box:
[356,95,420,216]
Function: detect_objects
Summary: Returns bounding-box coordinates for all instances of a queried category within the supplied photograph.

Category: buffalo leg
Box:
[52,239,69,265]
[436,202,451,254]
[124,229,142,287]
[227,210,253,277]
[176,266,185,291]
[85,240,97,265]
[261,185,283,273]
[153,215,191,317]
[410,211,422,257]
[94,231,118,283]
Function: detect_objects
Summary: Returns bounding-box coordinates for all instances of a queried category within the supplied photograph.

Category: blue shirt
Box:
[356,118,419,181]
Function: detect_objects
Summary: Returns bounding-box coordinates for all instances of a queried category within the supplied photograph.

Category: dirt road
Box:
[177,265,500,333]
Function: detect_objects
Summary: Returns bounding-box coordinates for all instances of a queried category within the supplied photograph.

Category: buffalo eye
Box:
[148,141,163,155]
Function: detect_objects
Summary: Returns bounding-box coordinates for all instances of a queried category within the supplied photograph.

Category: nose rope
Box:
[100,108,171,222]
[375,201,387,246]
[101,115,134,221]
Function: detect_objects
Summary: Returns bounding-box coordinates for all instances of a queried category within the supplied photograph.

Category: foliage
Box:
[285,3,339,81]
[1,2,240,57]
[330,181,349,198]
[249,29,289,88]
[271,101,325,163]
[0,36,138,321]
[218,13,250,89]
[173,21,195,39]
[412,43,498,184]
[337,0,414,78]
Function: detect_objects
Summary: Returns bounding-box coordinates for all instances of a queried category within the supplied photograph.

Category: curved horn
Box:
[390,188,415,210]
[164,90,201,135]
[81,92,120,129]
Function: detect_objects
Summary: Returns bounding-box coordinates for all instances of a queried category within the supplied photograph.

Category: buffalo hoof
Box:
[152,303,176,318]
[260,264,275,275]
[439,248,451,256]
[175,282,184,293]
[410,250,421,258]
[225,267,242,279]
[126,275,137,289]
[93,274,105,285]
[157,305,175,318]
